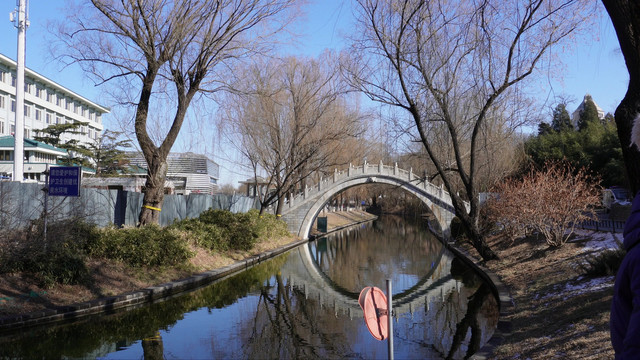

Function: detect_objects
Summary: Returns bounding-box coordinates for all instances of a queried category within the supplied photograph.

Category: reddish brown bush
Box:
[485,162,601,247]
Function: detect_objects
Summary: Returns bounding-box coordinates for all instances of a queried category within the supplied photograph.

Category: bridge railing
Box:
[284,161,462,212]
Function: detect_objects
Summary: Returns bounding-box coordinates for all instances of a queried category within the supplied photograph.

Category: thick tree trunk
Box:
[468,229,499,261]
[602,0,640,193]
[275,192,285,216]
[138,155,169,226]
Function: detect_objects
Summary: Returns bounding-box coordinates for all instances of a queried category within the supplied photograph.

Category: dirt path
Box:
[464,232,617,359]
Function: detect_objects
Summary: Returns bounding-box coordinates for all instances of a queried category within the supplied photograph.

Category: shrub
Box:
[87,225,193,267]
[485,161,601,247]
[171,218,227,251]
[0,219,96,287]
[176,208,291,252]
[195,209,258,251]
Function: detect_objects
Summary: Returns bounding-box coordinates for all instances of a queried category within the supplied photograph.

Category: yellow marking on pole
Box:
[143,205,162,212]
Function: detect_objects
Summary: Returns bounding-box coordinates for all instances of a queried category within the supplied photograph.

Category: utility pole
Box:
[11,0,29,182]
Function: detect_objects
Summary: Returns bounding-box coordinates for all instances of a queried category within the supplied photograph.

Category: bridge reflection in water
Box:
[0,216,498,360]
[280,216,499,358]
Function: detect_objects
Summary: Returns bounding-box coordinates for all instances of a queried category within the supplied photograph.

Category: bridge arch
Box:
[280,162,468,239]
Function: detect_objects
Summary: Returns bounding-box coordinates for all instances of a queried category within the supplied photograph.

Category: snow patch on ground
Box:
[537,276,615,302]
[572,229,622,252]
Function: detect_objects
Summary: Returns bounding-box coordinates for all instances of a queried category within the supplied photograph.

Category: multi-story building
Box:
[0,53,110,145]
[126,152,220,195]
[0,135,67,181]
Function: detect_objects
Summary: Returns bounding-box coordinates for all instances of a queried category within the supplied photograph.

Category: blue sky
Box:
[0,1,629,185]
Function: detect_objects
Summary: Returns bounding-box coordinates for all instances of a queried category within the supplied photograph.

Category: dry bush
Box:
[485,161,601,247]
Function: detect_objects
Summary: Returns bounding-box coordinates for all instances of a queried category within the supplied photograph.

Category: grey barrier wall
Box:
[0,182,260,230]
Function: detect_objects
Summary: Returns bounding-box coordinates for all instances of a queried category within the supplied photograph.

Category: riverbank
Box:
[457,230,617,359]
[0,211,376,326]
[309,209,378,237]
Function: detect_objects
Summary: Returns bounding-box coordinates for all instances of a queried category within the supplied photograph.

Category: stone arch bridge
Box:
[280,162,469,239]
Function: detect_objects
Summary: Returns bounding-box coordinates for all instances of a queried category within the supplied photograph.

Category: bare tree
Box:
[220,55,365,215]
[344,0,595,260]
[601,0,640,194]
[55,0,298,225]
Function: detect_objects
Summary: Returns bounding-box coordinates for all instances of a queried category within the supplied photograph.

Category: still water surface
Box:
[0,216,498,359]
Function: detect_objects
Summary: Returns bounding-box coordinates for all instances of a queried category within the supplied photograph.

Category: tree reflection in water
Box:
[232,274,351,359]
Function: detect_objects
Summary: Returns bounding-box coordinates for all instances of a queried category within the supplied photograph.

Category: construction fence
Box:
[0,182,259,230]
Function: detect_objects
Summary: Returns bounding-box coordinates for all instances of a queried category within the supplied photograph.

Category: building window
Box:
[24,83,31,94]
[11,124,15,134]
[47,91,53,103]
[46,113,52,124]
[11,75,16,87]
[25,129,30,139]
[56,116,62,124]
[0,96,4,109]
[24,105,31,118]
[35,109,41,121]
[56,95,61,107]
[11,100,15,112]
[36,87,42,98]
[96,114,102,124]
[65,98,70,110]
[0,121,4,134]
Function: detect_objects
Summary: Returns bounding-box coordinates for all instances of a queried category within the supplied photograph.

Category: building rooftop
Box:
[0,135,67,155]
[0,53,110,113]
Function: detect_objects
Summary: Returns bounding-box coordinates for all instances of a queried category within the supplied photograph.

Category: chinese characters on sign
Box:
[49,166,81,197]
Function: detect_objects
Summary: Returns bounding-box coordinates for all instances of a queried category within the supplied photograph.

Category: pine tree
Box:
[34,122,91,167]
[551,103,573,132]
[578,95,600,131]
[85,130,132,176]
[538,122,553,136]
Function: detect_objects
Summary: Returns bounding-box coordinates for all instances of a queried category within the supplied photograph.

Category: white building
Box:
[572,94,605,127]
[126,152,220,195]
[0,53,110,145]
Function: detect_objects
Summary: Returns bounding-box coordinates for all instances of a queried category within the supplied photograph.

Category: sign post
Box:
[44,166,81,244]
[387,279,394,360]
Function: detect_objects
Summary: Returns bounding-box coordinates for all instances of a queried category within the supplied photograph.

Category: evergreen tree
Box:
[577,95,601,131]
[525,115,626,188]
[538,122,553,136]
[551,103,573,132]
[34,122,91,167]
[604,112,615,124]
[85,130,133,176]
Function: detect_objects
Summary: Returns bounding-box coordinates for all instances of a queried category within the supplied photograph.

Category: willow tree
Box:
[56,0,297,225]
[220,55,364,215]
[345,0,595,260]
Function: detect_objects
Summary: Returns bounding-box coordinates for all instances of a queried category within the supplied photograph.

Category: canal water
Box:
[0,216,498,359]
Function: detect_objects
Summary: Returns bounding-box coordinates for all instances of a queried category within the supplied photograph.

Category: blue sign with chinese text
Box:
[49,166,81,197]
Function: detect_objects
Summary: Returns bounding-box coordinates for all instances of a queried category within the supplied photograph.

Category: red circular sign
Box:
[358,286,389,340]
